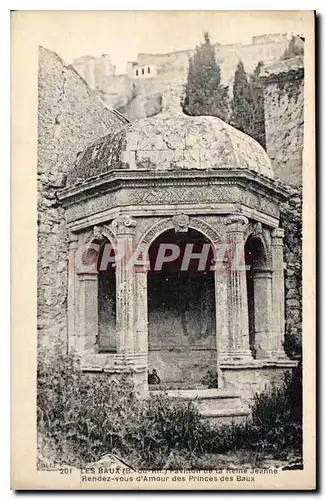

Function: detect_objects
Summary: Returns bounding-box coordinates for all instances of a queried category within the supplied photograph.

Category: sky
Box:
[23,11,308,74]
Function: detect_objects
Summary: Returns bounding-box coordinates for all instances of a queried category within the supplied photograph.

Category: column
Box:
[134,263,149,392]
[112,215,137,355]
[223,215,253,362]
[253,268,274,359]
[214,268,229,385]
[134,264,148,354]
[271,228,288,358]
[77,273,99,354]
[67,232,78,352]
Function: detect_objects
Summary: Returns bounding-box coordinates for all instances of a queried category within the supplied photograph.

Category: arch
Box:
[136,216,223,265]
[244,222,272,269]
[80,225,118,353]
[245,231,273,359]
[146,223,217,387]
[79,224,118,274]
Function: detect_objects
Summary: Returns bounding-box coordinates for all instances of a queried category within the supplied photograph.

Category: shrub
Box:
[129,394,215,468]
[37,350,213,468]
[37,349,141,465]
[38,349,302,468]
[212,363,303,459]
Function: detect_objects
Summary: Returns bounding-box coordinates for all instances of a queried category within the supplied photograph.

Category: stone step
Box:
[154,388,245,411]
[200,408,250,426]
[149,383,209,391]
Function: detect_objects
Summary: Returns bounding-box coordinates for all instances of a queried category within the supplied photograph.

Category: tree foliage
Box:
[182,32,229,121]
[249,61,266,148]
[230,60,266,148]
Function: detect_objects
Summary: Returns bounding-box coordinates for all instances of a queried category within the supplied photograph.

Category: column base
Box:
[80,352,149,392]
[269,349,291,361]
[255,346,290,361]
[220,349,254,364]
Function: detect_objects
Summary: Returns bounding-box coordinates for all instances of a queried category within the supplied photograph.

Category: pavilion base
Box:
[82,353,297,406]
[219,359,298,402]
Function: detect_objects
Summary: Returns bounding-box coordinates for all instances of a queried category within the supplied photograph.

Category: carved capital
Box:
[271,228,285,246]
[224,214,249,233]
[112,215,137,236]
[69,232,79,250]
[252,221,263,238]
[254,268,274,278]
[172,214,189,233]
[92,225,105,240]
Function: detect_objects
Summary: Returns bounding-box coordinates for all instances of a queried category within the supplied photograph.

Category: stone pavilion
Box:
[58,87,296,418]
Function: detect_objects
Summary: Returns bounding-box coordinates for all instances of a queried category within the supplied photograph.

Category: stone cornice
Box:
[58,168,289,207]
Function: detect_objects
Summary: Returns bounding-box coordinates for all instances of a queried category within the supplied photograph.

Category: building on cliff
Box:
[71,33,304,123]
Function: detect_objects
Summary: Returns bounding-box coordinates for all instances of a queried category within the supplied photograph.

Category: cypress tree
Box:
[230,60,253,135]
[230,60,266,148]
[182,32,229,121]
[249,61,266,148]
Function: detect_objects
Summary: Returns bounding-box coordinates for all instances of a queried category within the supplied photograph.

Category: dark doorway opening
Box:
[147,228,216,388]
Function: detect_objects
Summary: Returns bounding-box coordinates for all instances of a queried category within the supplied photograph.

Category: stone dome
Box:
[68,87,274,186]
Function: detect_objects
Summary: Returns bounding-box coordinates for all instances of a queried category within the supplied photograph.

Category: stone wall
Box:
[280,189,302,357]
[260,56,303,356]
[260,56,304,187]
[37,47,127,352]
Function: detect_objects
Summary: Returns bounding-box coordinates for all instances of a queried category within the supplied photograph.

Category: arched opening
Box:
[147,228,216,388]
[96,238,116,352]
[245,234,269,359]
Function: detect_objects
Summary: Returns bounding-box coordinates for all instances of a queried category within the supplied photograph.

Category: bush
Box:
[37,349,140,465]
[38,350,302,468]
[37,350,213,468]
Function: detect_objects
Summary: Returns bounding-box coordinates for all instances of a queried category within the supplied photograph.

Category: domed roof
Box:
[68,87,274,186]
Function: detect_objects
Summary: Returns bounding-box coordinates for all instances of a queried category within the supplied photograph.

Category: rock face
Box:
[99,74,135,110]
[37,47,127,351]
[260,56,304,187]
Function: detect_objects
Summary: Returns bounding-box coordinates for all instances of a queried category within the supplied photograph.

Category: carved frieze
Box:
[64,183,280,226]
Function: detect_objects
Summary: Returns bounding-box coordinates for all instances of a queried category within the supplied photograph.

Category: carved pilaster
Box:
[253,268,274,359]
[134,264,148,356]
[271,228,288,358]
[222,215,253,362]
[112,215,137,355]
